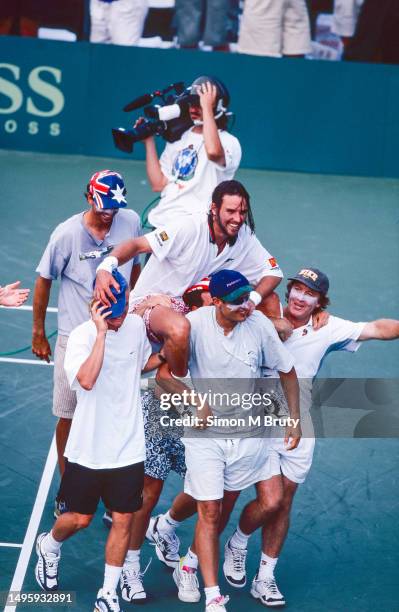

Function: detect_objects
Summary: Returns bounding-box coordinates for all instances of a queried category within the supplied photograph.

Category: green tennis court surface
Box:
[0,149,398,611]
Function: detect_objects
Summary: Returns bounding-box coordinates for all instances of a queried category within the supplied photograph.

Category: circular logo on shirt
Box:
[172,145,198,182]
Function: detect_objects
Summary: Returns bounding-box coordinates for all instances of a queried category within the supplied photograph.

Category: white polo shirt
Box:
[64,315,152,469]
[148,128,241,227]
[131,214,282,301]
[263,314,366,413]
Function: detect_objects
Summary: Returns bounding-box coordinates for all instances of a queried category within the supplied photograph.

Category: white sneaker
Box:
[94,588,123,611]
[35,532,60,592]
[120,566,146,603]
[222,537,247,588]
[205,595,230,611]
[173,559,201,603]
[147,515,180,567]
[250,574,285,607]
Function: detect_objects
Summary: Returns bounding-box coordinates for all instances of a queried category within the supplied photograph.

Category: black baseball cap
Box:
[288,268,329,295]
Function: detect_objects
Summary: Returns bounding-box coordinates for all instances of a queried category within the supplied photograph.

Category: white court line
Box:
[4,435,57,612]
[0,358,54,366]
[0,543,22,548]
[0,305,58,313]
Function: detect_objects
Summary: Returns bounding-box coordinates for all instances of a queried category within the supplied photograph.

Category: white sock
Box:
[230,526,250,549]
[42,531,62,555]
[124,549,140,570]
[157,510,180,534]
[182,547,198,570]
[258,553,278,580]
[204,585,221,605]
[103,564,122,592]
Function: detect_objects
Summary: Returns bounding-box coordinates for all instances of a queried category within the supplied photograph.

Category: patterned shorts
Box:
[142,390,186,481]
[130,295,189,343]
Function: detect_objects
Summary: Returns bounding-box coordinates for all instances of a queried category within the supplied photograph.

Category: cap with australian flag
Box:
[89,170,127,210]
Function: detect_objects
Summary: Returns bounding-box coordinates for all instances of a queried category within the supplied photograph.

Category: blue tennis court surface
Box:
[0,149,398,611]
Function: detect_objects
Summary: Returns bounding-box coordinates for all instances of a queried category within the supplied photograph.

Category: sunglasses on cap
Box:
[221,293,250,306]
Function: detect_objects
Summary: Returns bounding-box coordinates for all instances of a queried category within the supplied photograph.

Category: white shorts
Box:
[90,0,148,45]
[183,437,271,501]
[266,435,315,484]
[238,0,311,57]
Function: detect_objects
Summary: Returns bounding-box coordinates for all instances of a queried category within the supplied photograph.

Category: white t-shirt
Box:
[188,307,294,379]
[148,128,242,227]
[131,214,282,301]
[186,307,294,434]
[64,315,152,469]
[263,314,366,414]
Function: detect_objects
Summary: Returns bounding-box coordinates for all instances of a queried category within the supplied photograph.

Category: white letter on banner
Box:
[0,64,23,114]
[27,67,64,117]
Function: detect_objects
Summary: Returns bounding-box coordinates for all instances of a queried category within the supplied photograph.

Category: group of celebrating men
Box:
[31,76,399,612]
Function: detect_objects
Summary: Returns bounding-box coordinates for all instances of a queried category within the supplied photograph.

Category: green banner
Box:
[0,36,398,177]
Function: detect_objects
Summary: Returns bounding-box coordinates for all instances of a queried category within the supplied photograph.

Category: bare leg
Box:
[219,490,241,534]
[149,306,190,377]
[262,476,298,557]
[239,476,284,535]
[55,418,72,476]
[106,512,133,566]
[52,512,93,541]
[194,500,222,587]
[129,476,164,550]
[189,490,241,556]
[169,492,197,522]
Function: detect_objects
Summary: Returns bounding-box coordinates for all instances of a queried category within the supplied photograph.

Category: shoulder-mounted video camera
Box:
[112,76,231,154]
[112,82,195,153]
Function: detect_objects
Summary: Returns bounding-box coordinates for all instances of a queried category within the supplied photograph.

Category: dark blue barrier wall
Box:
[0,36,398,177]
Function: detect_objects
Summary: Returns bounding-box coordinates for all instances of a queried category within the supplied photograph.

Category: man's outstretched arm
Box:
[95,236,152,304]
[359,319,399,341]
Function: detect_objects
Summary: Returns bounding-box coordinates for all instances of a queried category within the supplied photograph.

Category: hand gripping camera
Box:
[112,76,230,153]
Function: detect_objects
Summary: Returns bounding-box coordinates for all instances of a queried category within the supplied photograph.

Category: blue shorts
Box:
[142,390,186,481]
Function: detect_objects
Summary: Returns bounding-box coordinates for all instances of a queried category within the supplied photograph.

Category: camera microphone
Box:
[123,93,157,113]
[144,104,182,122]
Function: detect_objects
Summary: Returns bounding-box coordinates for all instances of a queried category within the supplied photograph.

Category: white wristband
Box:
[249,290,262,306]
[96,256,118,274]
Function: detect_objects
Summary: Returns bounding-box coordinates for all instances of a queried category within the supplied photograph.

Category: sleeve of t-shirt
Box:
[64,326,93,391]
[258,314,295,373]
[240,232,283,285]
[145,218,196,263]
[217,133,242,173]
[159,142,177,181]
[35,231,70,280]
[327,315,366,353]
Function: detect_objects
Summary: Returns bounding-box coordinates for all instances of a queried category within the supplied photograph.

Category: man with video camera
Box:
[138,76,242,228]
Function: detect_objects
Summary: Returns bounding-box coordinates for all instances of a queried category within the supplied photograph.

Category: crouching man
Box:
[34,270,165,612]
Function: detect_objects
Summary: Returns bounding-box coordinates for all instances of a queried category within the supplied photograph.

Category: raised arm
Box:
[95,236,152,305]
[199,82,226,166]
[134,115,168,191]
[358,319,399,341]
[143,135,169,192]
[75,302,109,390]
